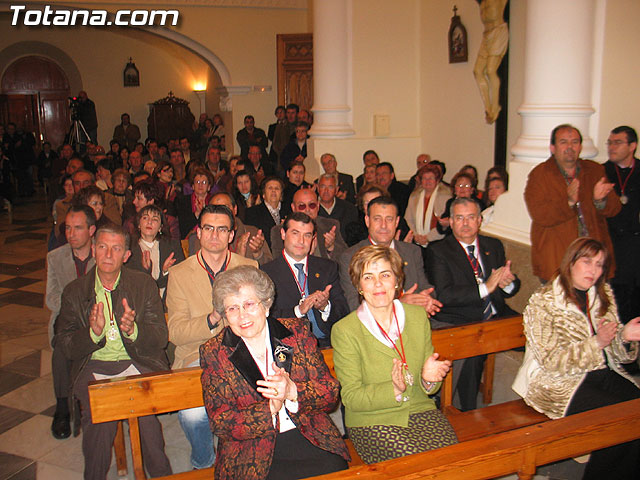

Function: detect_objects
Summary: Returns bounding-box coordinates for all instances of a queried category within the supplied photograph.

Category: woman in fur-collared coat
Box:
[513,237,640,479]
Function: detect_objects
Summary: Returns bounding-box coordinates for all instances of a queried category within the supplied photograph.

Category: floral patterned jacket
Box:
[518,277,638,419]
[200,317,349,480]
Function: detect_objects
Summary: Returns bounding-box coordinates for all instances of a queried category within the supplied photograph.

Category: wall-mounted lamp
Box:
[193,87,206,116]
[253,85,272,93]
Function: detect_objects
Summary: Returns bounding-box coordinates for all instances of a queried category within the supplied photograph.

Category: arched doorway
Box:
[1,56,71,149]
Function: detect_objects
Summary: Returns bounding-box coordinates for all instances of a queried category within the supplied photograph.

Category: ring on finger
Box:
[273,387,279,396]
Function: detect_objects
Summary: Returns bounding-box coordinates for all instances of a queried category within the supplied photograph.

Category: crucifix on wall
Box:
[473,0,509,125]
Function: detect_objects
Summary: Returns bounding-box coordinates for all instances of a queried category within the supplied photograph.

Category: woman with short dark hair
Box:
[126,204,184,303]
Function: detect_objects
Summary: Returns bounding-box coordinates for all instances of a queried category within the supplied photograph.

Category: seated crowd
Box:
[19,108,638,480]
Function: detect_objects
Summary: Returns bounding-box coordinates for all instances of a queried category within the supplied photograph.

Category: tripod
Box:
[67,118,90,154]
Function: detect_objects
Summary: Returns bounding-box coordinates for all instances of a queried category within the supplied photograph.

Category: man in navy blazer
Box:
[261,212,349,347]
[425,197,520,410]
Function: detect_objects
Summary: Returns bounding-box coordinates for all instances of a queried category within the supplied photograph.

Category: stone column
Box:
[483,0,599,244]
[309,0,354,138]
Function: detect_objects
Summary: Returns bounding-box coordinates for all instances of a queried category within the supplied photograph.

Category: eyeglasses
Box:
[296,202,318,210]
[224,300,261,318]
[453,214,479,222]
[194,180,209,185]
[456,184,472,189]
[200,225,230,234]
[606,140,628,146]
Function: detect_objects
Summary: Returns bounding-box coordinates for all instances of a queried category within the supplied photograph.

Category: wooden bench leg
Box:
[481,353,496,405]
[517,448,537,480]
[114,420,128,477]
[129,417,147,480]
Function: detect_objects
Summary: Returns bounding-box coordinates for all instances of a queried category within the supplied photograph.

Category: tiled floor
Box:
[0,193,193,480]
[0,190,587,479]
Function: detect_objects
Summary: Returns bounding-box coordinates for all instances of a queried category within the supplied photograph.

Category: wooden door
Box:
[277,33,313,111]
[1,56,70,149]
[0,94,40,141]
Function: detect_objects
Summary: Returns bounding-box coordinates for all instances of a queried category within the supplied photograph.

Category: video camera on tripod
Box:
[66,96,89,152]
[68,96,81,121]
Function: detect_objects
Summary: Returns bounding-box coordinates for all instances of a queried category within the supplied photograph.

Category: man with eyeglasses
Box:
[425,197,520,411]
[270,187,347,259]
[261,212,349,347]
[604,126,640,325]
[525,124,621,282]
[166,204,257,470]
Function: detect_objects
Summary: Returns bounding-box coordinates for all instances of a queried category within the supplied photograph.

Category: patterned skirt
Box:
[348,409,458,464]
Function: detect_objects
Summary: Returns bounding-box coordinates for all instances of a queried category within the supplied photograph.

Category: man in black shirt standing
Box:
[604,125,640,324]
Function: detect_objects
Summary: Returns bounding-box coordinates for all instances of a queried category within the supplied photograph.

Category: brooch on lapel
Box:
[274,344,293,370]
[315,273,320,278]
[484,251,490,256]
[404,261,408,266]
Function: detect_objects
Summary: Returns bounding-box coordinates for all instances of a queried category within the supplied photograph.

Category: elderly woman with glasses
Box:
[332,245,457,463]
[200,265,349,480]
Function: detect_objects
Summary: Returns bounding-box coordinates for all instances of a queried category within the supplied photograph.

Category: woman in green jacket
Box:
[332,245,457,463]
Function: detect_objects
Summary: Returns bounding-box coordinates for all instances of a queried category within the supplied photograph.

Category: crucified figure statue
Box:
[473,0,509,124]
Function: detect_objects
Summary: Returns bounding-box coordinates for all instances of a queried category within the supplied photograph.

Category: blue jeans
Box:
[178,406,215,469]
[178,359,215,469]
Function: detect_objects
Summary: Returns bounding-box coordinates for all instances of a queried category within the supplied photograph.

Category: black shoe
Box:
[51,412,71,439]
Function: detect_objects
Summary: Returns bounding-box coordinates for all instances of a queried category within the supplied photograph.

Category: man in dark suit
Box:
[317,173,358,242]
[355,150,380,192]
[318,153,356,204]
[376,162,410,216]
[338,196,441,314]
[280,122,309,171]
[236,115,268,160]
[270,187,347,260]
[261,212,349,347]
[425,197,520,411]
[245,176,284,250]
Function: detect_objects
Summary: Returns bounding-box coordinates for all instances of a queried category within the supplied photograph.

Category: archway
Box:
[0,3,235,146]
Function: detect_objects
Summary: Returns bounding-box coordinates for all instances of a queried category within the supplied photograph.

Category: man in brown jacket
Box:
[166,204,258,469]
[524,124,621,281]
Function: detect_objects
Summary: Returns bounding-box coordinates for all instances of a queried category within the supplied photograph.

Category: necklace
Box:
[614,159,636,205]
[102,284,119,341]
[373,304,413,394]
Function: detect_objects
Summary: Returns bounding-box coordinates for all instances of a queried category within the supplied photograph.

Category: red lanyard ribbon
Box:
[614,160,636,196]
[197,250,230,283]
[282,251,307,298]
[460,242,483,281]
[373,304,408,367]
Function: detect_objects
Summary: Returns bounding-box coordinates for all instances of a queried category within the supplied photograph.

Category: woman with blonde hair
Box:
[332,245,457,463]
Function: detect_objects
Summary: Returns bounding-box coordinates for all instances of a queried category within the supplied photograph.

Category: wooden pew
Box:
[88,315,622,479]
[312,398,640,480]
